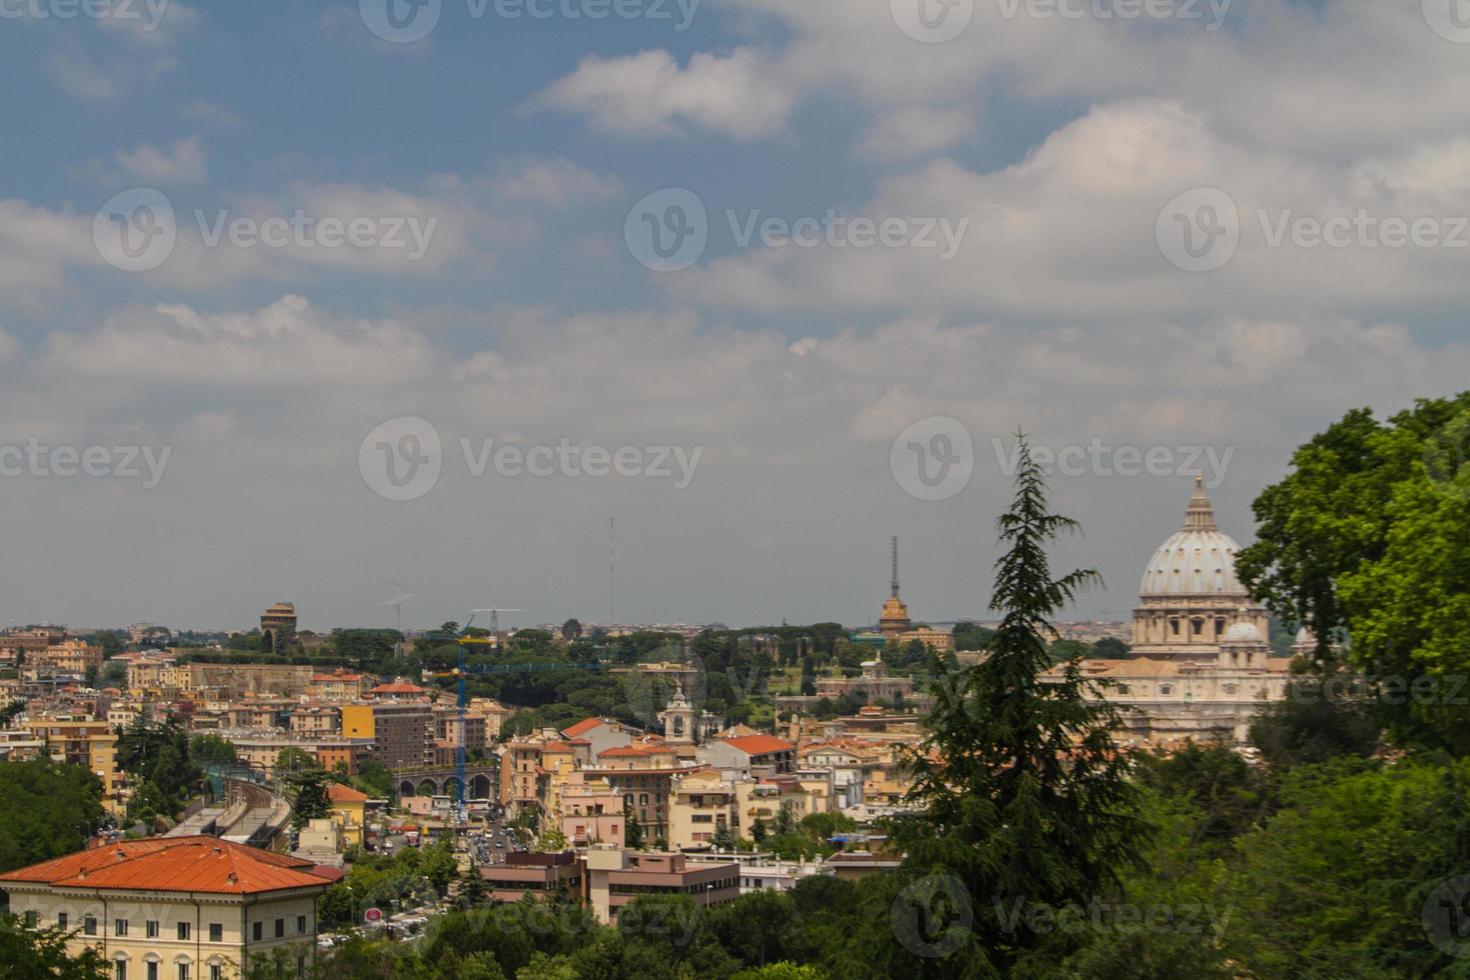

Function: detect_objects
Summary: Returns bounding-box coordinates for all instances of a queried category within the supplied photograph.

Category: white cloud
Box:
[633,0,1470,158]
[115,137,208,184]
[43,1,197,100]
[0,200,99,310]
[492,157,622,208]
[39,295,436,387]
[3,298,1466,627]
[533,49,793,139]
[180,100,244,129]
[665,100,1470,322]
[857,106,978,160]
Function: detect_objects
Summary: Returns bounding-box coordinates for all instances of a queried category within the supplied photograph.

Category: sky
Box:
[3,0,1470,632]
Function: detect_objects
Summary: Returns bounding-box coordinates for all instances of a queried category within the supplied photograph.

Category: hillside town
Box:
[0,479,1327,977]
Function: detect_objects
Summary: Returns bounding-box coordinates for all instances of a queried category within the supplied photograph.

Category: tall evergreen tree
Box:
[892,435,1145,976]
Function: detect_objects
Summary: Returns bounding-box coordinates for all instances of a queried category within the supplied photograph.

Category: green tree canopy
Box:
[0,760,105,873]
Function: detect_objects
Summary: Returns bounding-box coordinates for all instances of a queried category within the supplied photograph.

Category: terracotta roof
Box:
[370,682,427,694]
[598,744,670,759]
[0,837,335,896]
[327,783,369,803]
[720,735,796,756]
[562,717,604,739]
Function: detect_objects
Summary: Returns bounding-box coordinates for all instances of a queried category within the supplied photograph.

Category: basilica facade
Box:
[1047,478,1297,746]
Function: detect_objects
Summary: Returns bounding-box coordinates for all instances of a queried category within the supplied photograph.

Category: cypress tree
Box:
[893,434,1146,975]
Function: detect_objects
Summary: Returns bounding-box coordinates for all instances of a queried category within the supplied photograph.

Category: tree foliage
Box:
[1236,392,1470,749]
[0,760,104,873]
[0,916,107,979]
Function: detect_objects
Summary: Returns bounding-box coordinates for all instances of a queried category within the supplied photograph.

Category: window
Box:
[252,922,262,941]
[297,957,306,980]
[297,915,306,934]
[146,920,159,938]
[209,923,222,942]
[147,964,158,980]
[210,966,222,980]
[116,918,129,936]
[24,910,38,928]
[58,913,68,930]
[115,963,127,980]
[177,922,191,941]
[274,918,284,938]
[178,965,190,980]
[1159,684,1173,695]
[84,915,98,936]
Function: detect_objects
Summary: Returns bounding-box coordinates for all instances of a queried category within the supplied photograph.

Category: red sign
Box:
[363,908,383,924]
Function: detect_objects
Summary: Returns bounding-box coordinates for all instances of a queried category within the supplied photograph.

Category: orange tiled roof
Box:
[721,735,795,756]
[370,682,427,694]
[598,744,670,759]
[0,837,334,896]
[327,783,369,803]
[562,717,604,739]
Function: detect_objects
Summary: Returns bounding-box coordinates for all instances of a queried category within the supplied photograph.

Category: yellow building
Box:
[326,783,369,848]
[0,837,334,979]
[32,638,104,678]
[538,742,578,825]
[897,626,953,653]
[24,717,123,814]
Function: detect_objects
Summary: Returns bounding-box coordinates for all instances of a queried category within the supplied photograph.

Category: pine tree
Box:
[893,434,1145,974]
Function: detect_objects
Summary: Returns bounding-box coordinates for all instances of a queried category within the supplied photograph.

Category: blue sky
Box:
[3,0,1470,631]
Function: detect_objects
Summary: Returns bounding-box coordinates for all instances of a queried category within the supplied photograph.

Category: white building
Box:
[1046,479,1293,746]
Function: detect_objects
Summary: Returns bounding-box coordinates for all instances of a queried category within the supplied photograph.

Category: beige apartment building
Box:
[23,716,124,813]
[0,837,333,980]
[584,849,739,925]
[559,772,625,847]
[31,638,104,678]
[668,769,740,849]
